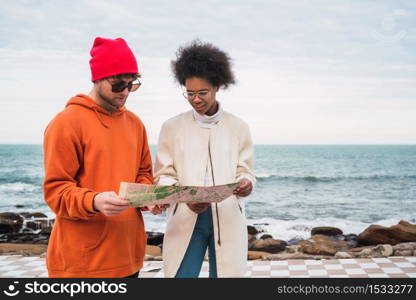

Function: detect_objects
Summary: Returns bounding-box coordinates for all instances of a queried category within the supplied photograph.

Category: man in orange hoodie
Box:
[43,37,158,277]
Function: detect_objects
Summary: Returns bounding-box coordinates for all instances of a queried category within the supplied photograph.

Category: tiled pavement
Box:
[1,255,416,278]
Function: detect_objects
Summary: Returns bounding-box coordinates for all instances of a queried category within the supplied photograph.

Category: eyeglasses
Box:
[107,79,141,93]
[182,89,210,100]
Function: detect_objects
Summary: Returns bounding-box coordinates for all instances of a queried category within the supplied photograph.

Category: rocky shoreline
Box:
[246,221,416,261]
[1,212,415,261]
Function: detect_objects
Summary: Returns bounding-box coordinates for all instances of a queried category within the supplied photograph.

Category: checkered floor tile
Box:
[1,255,415,278]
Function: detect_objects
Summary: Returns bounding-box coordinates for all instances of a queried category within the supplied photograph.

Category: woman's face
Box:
[184,77,219,116]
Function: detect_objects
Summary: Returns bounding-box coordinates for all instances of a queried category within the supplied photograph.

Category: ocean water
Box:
[1,144,415,241]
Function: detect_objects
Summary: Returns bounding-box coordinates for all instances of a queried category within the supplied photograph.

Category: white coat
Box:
[154,110,255,277]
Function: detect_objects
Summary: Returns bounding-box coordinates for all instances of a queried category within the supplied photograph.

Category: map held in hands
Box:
[118,182,239,207]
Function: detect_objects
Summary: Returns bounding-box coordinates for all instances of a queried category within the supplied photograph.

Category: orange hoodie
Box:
[43,94,153,277]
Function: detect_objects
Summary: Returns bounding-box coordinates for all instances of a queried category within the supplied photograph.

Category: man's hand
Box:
[93,192,131,216]
[233,179,253,197]
[187,202,210,214]
[147,204,169,215]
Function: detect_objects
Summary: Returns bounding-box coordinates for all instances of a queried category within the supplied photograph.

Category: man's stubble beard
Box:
[98,88,126,111]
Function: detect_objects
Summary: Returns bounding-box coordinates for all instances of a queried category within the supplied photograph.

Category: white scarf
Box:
[192,101,223,129]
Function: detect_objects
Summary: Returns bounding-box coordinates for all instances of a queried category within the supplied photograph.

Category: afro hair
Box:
[171,40,235,89]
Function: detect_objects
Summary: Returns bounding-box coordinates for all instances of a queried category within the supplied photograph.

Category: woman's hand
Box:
[186,202,210,214]
[233,179,253,197]
[147,204,169,215]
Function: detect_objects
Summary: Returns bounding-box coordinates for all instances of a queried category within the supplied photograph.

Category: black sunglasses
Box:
[108,79,141,93]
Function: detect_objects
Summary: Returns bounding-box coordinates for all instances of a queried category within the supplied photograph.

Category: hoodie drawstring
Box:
[208,138,221,246]
[93,107,109,128]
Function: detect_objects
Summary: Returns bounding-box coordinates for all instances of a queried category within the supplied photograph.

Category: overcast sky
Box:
[1,0,415,144]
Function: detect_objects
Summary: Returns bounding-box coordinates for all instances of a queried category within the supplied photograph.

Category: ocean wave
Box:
[0,182,40,193]
[0,174,42,185]
[255,174,416,183]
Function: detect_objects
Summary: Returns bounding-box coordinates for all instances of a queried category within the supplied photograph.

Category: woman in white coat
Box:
[154,41,255,278]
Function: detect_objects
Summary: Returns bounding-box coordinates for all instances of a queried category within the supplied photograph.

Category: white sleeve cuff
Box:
[157,176,178,186]
[236,174,255,185]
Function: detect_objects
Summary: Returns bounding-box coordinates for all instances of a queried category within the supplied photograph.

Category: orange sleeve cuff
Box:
[86,191,100,214]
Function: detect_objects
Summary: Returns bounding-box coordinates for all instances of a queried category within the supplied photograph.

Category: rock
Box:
[287,238,304,246]
[17,234,37,243]
[356,244,393,258]
[39,227,52,235]
[247,225,262,235]
[343,234,359,248]
[392,242,416,251]
[15,205,25,208]
[0,212,23,233]
[0,212,24,233]
[391,242,416,256]
[248,238,287,253]
[146,232,164,246]
[335,252,353,259]
[394,250,413,256]
[146,245,162,257]
[333,234,358,248]
[1,232,49,244]
[286,245,301,254]
[248,251,271,260]
[299,241,337,256]
[358,220,416,245]
[344,234,359,242]
[32,236,49,244]
[311,226,343,236]
[1,212,52,235]
[260,234,273,240]
[24,217,50,231]
[248,233,256,243]
[20,212,48,219]
[26,221,41,231]
[248,237,256,246]
[247,234,257,249]
[298,234,352,256]
[347,245,375,252]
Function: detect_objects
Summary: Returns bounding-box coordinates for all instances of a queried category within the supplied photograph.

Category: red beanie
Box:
[89,37,139,82]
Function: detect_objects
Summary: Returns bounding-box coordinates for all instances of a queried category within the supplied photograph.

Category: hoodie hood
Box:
[66,94,126,128]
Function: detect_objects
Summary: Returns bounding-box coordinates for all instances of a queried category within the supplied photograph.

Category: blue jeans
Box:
[175,206,218,278]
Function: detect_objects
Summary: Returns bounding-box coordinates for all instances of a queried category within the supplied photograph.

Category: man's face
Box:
[96,77,134,112]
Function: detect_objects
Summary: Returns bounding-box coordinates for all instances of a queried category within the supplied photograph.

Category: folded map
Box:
[118,182,239,207]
